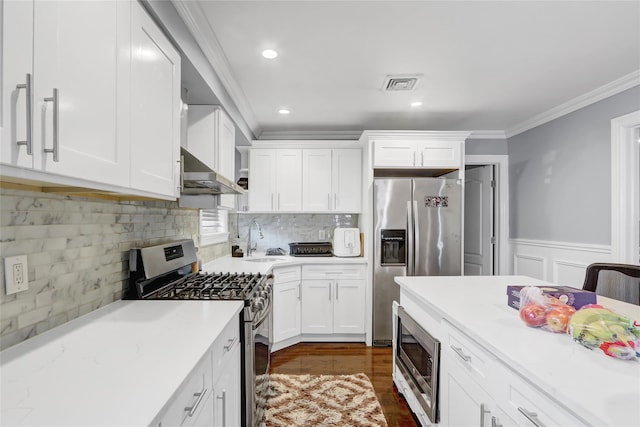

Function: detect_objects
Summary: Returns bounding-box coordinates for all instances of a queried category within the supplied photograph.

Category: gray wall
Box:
[508,86,640,244]
[466,138,508,155]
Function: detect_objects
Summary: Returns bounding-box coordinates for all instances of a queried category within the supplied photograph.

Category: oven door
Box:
[247,295,272,427]
[396,305,440,424]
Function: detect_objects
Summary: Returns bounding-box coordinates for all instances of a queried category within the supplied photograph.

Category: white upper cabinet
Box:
[186,105,237,208]
[2,0,130,187]
[1,0,181,200]
[302,148,362,212]
[248,149,302,211]
[130,0,181,198]
[249,145,361,213]
[331,149,362,212]
[369,132,469,170]
[302,149,333,211]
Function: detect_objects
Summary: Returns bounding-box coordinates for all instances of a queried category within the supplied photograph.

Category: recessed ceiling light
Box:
[278,109,290,115]
[411,101,423,107]
[262,49,278,59]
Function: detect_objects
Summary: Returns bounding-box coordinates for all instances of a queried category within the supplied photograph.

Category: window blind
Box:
[200,209,229,246]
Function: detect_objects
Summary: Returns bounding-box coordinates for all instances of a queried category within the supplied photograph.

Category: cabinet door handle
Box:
[298,285,301,301]
[412,151,416,166]
[43,88,60,162]
[178,156,184,191]
[480,403,491,427]
[335,282,339,300]
[450,345,471,362]
[491,416,503,427]
[15,73,32,155]
[329,285,332,300]
[517,407,545,427]
[328,193,331,210]
[277,192,280,210]
[184,387,207,417]
[217,390,226,427]
[334,193,337,210]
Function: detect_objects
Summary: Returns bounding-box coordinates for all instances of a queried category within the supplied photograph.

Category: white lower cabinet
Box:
[213,342,241,427]
[273,265,302,344]
[300,265,365,335]
[157,314,240,427]
[158,353,214,427]
[438,319,585,427]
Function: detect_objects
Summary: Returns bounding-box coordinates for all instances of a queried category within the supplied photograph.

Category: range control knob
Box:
[252,297,265,312]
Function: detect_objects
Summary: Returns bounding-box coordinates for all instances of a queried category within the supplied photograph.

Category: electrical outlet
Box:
[318,230,326,240]
[4,255,28,295]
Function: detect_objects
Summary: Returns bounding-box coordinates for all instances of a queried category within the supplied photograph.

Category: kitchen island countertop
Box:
[396,275,640,426]
[1,299,243,426]
[202,252,367,275]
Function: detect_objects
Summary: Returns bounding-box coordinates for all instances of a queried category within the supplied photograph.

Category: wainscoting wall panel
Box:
[510,239,612,286]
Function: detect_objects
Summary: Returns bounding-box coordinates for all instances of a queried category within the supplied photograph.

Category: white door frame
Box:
[611,110,640,263]
[465,154,510,274]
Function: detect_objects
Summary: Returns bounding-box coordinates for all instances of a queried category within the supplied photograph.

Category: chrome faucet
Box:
[247,218,264,257]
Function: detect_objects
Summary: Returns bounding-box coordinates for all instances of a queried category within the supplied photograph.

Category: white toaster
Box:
[333,228,361,257]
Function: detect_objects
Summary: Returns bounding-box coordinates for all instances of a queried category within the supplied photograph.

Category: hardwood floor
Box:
[269,343,419,427]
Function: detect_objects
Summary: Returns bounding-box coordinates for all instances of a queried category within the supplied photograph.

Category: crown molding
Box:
[172,1,262,138]
[257,130,362,140]
[249,140,362,149]
[468,130,507,140]
[506,70,640,138]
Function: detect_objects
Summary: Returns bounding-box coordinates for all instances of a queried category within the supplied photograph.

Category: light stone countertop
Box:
[396,275,640,427]
[0,300,244,427]
[202,252,368,275]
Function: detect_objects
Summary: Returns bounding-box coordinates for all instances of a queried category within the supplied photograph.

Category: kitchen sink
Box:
[245,257,285,262]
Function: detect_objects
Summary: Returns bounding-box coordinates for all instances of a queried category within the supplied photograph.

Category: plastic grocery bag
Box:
[568,305,640,360]
[518,286,576,333]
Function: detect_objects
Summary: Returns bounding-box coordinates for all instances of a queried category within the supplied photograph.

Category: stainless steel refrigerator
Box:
[373,177,462,345]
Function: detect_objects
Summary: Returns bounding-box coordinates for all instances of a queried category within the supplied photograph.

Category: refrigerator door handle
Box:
[407,201,414,276]
[412,200,419,275]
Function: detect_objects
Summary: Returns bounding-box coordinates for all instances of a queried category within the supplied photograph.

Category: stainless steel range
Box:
[126,239,272,427]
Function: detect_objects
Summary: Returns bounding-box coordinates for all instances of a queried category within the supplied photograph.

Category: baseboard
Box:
[271,334,366,353]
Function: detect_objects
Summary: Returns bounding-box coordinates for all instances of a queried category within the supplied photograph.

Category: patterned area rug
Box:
[264,373,388,427]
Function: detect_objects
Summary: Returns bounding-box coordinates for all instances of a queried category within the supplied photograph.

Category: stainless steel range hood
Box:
[180,148,245,195]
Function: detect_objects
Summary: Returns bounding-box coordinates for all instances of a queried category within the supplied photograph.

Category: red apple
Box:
[546,307,575,333]
[520,303,548,327]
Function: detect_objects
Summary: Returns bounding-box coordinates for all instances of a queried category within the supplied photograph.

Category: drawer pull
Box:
[224,337,237,351]
[480,403,491,427]
[518,407,545,427]
[217,391,227,426]
[185,387,207,417]
[491,416,503,427]
[451,345,471,362]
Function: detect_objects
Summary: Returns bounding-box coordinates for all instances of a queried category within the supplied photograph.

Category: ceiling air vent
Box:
[383,74,422,91]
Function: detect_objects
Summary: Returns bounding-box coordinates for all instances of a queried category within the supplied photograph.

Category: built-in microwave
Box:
[395,305,440,424]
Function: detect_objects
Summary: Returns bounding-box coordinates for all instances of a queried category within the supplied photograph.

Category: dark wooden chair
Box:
[582,263,640,305]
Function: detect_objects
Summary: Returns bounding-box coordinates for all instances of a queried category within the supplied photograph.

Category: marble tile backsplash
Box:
[230,213,360,254]
[0,188,228,350]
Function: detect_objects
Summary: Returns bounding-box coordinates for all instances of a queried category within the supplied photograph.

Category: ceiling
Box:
[174,1,640,141]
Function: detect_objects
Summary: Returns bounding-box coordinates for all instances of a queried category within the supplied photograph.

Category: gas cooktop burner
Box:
[148,272,264,301]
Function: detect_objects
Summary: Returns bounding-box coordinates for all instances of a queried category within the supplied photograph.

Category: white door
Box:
[34,0,130,186]
[301,280,332,334]
[248,149,276,211]
[213,343,241,427]
[332,149,362,212]
[302,149,332,211]
[275,149,302,211]
[464,165,495,275]
[1,0,35,168]
[130,0,181,197]
[273,281,301,342]
[333,280,365,334]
